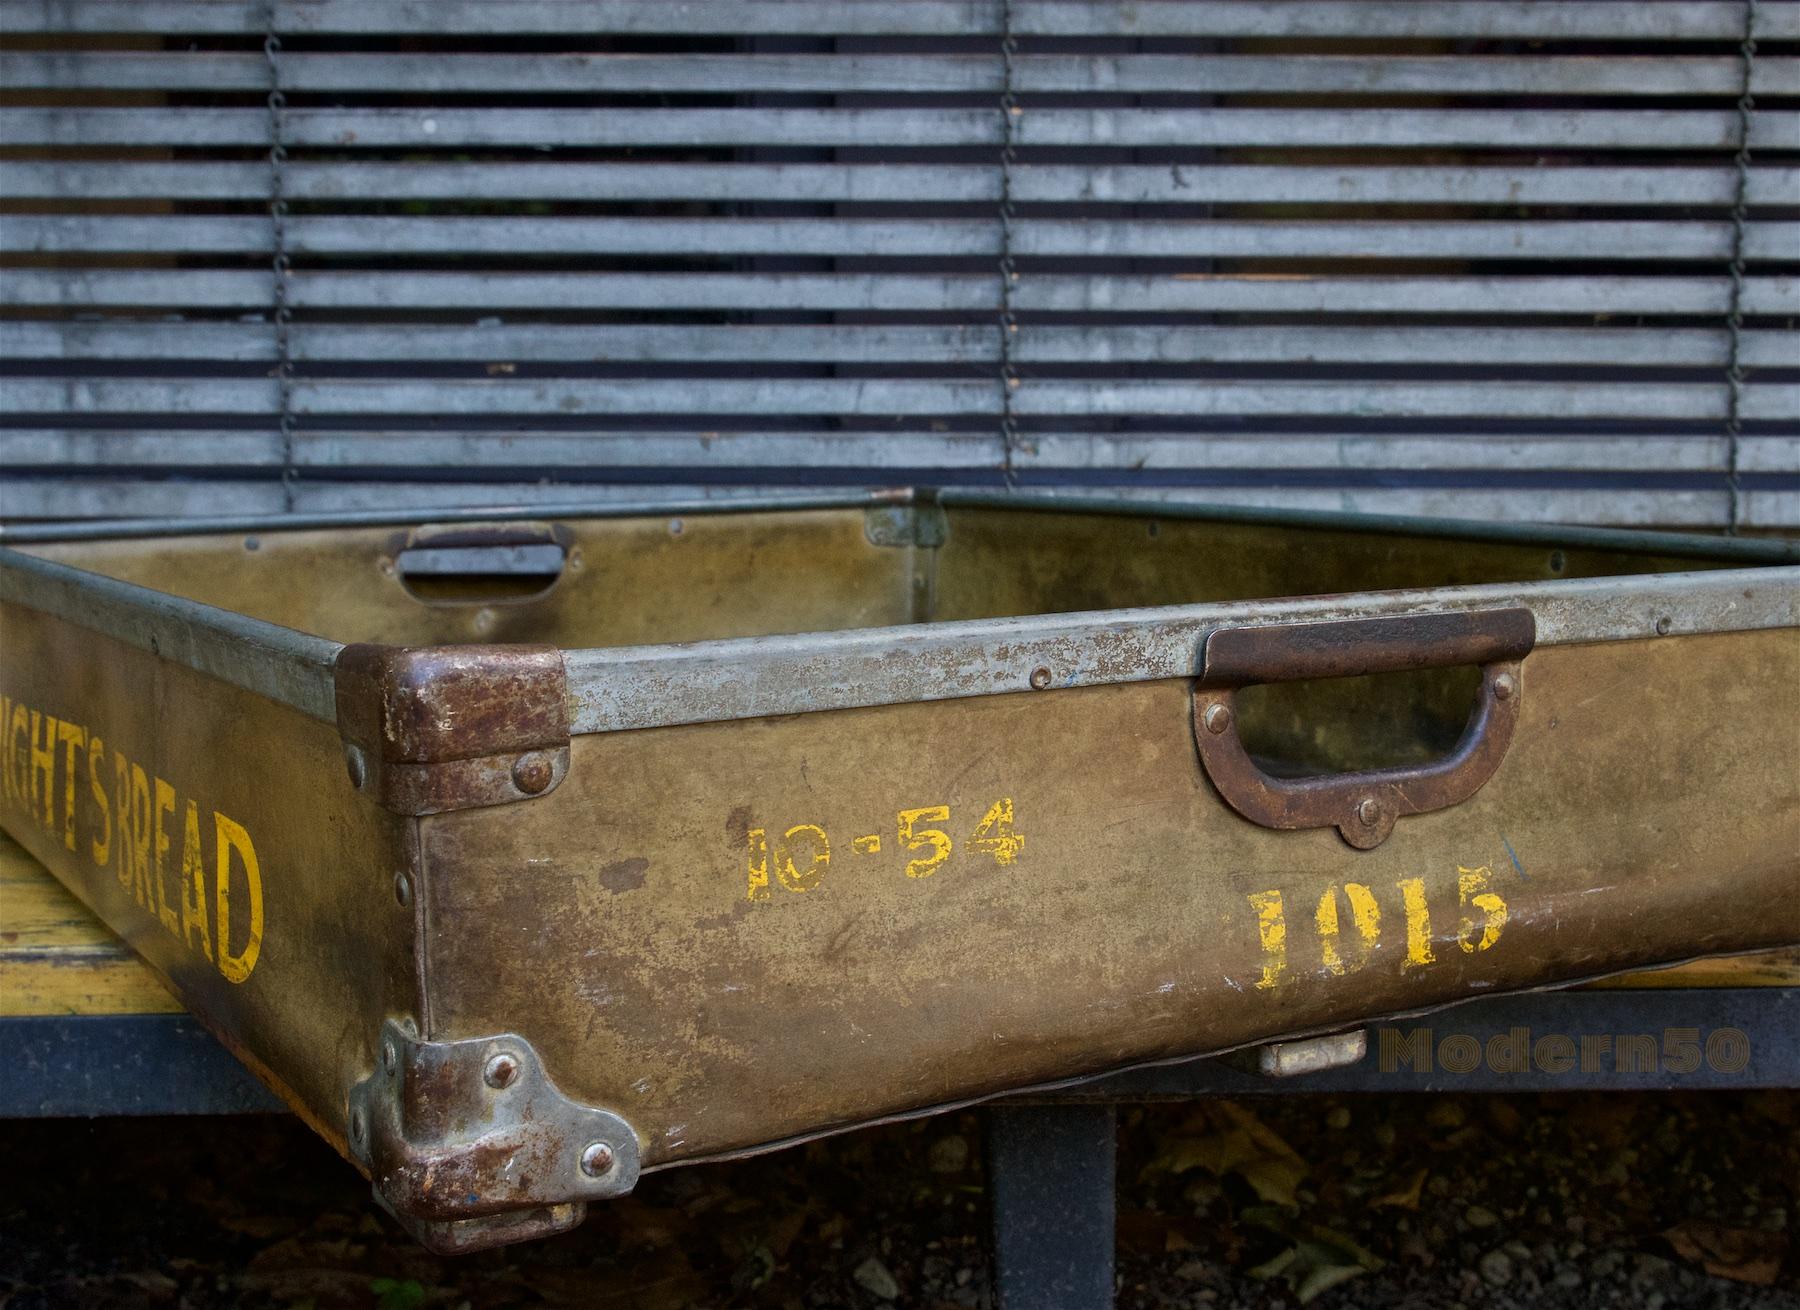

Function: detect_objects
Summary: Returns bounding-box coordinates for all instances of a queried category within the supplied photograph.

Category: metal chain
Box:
[1722,0,1759,534]
[263,4,297,511]
[996,0,1022,489]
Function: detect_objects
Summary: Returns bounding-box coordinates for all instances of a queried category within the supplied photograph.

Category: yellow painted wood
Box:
[1583,948,1800,989]
[0,830,180,1016]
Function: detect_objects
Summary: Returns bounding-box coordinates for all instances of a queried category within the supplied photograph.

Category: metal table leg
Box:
[985,1103,1116,1310]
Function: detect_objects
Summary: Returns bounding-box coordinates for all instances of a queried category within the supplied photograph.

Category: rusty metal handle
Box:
[1192,609,1534,849]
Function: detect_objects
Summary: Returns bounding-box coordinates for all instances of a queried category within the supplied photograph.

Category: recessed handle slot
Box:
[392,525,567,605]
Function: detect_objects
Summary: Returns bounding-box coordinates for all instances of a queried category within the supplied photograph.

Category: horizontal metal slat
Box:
[1031,165,1800,208]
[6,322,1794,370]
[11,162,1792,207]
[1019,326,1800,369]
[8,376,1793,422]
[8,53,1798,97]
[8,214,1797,264]
[8,2,1798,41]
[4,477,1785,530]
[9,269,1795,317]
[1014,276,1800,317]
[4,430,1794,475]
[7,106,1797,152]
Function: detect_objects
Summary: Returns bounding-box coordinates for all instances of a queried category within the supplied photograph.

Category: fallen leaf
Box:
[1371,1168,1428,1211]
[1663,1220,1786,1286]
[1116,1210,1209,1257]
[1249,1225,1383,1306]
[1295,1262,1371,1304]
[1140,1104,1309,1207]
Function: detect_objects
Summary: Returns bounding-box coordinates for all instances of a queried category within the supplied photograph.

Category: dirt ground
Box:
[1,1090,1795,1309]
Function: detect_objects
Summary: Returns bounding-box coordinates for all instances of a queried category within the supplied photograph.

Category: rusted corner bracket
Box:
[334,644,570,815]
[346,1020,641,1255]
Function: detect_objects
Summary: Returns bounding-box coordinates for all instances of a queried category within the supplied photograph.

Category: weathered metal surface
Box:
[16,507,914,655]
[11,2,1798,40]
[0,549,341,724]
[1194,610,1533,847]
[1199,610,1536,686]
[563,567,1791,733]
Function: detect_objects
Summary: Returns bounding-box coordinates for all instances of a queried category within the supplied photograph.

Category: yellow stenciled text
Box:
[1,692,263,984]
[1246,868,1506,988]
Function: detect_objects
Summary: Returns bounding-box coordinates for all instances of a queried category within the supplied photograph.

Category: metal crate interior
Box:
[19,494,1798,774]
[2,1,1797,525]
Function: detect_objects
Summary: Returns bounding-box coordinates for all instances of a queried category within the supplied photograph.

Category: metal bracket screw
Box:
[344,744,368,789]
[511,751,555,795]
[483,1052,521,1089]
[1492,672,1517,701]
[579,1142,616,1178]
[1029,666,1052,690]
[1356,797,1381,827]
[392,871,412,908]
[1203,703,1232,735]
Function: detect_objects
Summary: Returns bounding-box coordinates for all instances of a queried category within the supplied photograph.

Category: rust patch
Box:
[598,858,650,896]
[724,805,752,846]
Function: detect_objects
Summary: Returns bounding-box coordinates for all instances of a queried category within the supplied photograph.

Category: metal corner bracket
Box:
[334,643,572,815]
[346,1020,641,1254]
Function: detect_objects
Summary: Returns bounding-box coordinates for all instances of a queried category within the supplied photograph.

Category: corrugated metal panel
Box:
[2,0,1795,526]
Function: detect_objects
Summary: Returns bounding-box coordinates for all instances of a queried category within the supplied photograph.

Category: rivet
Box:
[1655,616,1673,636]
[512,751,555,794]
[579,1141,616,1178]
[1492,672,1516,701]
[350,1107,367,1143]
[393,871,412,908]
[484,1052,520,1090]
[382,1039,398,1074]
[243,536,261,552]
[1203,703,1232,735]
[1029,666,1052,690]
[344,745,367,789]
[1357,798,1381,827]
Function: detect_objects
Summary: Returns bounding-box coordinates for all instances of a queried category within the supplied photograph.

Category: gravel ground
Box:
[1,1090,1795,1309]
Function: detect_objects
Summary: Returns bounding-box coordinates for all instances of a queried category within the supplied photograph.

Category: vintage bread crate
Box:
[2,493,1796,1251]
